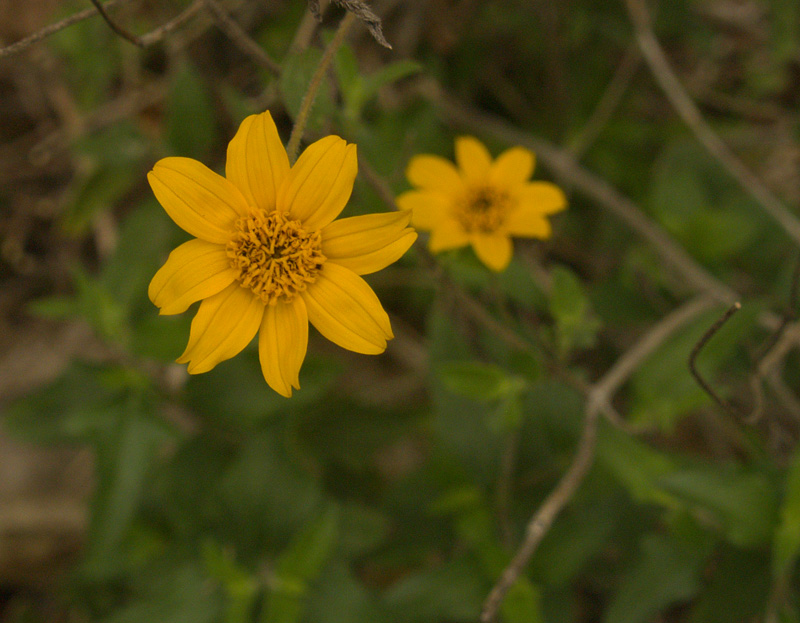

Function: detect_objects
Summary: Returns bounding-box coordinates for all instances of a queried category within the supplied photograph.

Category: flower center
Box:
[227,210,325,305]
[456,185,509,233]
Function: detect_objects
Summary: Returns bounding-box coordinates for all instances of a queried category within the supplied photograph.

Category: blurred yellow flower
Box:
[148,111,416,397]
[397,136,566,272]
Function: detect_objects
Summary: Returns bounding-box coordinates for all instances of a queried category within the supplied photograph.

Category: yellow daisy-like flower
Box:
[148,111,417,397]
[397,136,566,272]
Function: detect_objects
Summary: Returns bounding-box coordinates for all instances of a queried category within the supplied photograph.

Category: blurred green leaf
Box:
[549,265,601,355]
[438,360,522,401]
[774,445,800,577]
[166,61,217,157]
[280,47,334,132]
[659,464,779,548]
[604,535,703,623]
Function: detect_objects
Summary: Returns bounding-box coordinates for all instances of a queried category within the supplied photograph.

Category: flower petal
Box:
[302,263,392,355]
[279,136,357,231]
[177,282,264,373]
[259,297,308,397]
[471,232,513,272]
[321,211,417,275]
[148,157,250,244]
[517,181,567,215]
[149,238,237,315]
[503,208,553,239]
[406,154,464,195]
[428,218,469,253]
[396,190,451,232]
[489,146,535,188]
[226,111,290,213]
[455,136,492,183]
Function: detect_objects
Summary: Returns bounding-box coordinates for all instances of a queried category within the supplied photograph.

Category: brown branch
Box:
[89,0,144,46]
[310,0,391,48]
[623,0,800,247]
[688,302,744,418]
[138,0,204,47]
[202,0,281,74]
[0,0,132,59]
[480,294,716,621]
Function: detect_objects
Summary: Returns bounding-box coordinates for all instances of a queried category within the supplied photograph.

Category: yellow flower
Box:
[397,136,566,272]
[148,111,416,397]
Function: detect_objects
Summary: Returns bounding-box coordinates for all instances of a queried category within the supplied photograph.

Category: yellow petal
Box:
[396,190,451,231]
[259,297,308,397]
[489,146,535,188]
[149,238,237,315]
[148,157,250,244]
[321,211,417,275]
[471,232,513,271]
[455,136,492,182]
[503,208,553,239]
[428,218,469,253]
[517,181,567,215]
[406,154,464,195]
[279,136,357,231]
[302,263,392,355]
[226,111,290,213]
[177,282,264,374]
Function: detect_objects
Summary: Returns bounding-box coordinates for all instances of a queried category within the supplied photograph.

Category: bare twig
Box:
[138,0,204,47]
[0,0,132,59]
[688,302,744,418]
[89,0,144,46]
[480,294,717,621]
[202,0,281,74]
[623,0,800,247]
[286,12,356,163]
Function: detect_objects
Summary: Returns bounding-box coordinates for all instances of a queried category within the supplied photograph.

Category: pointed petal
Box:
[455,136,492,183]
[279,136,357,231]
[148,157,250,244]
[471,233,513,271]
[302,263,392,355]
[489,146,535,188]
[396,190,451,231]
[149,238,237,315]
[177,282,264,374]
[517,181,567,215]
[259,297,308,397]
[428,218,469,253]
[406,154,464,195]
[503,208,553,239]
[321,211,417,275]
[226,111,290,213]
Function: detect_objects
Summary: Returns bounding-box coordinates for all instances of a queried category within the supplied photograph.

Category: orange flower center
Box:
[457,185,509,233]
[227,210,325,305]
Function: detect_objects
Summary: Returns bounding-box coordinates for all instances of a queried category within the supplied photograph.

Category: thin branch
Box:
[623,0,800,247]
[0,0,132,59]
[286,12,356,163]
[138,0,204,47]
[202,0,281,74]
[688,302,744,418]
[89,0,144,46]
[480,294,716,622]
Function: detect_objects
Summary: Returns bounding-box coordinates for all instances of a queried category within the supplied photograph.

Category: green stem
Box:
[286,12,356,164]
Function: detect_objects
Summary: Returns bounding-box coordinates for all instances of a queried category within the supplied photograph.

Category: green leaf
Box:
[658,464,779,548]
[280,47,334,132]
[166,60,216,157]
[548,265,601,355]
[502,579,544,623]
[438,361,521,401]
[774,445,800,577]
[604,535,703,623]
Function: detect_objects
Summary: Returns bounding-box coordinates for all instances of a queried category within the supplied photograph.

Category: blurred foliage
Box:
[4,0,800,622]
